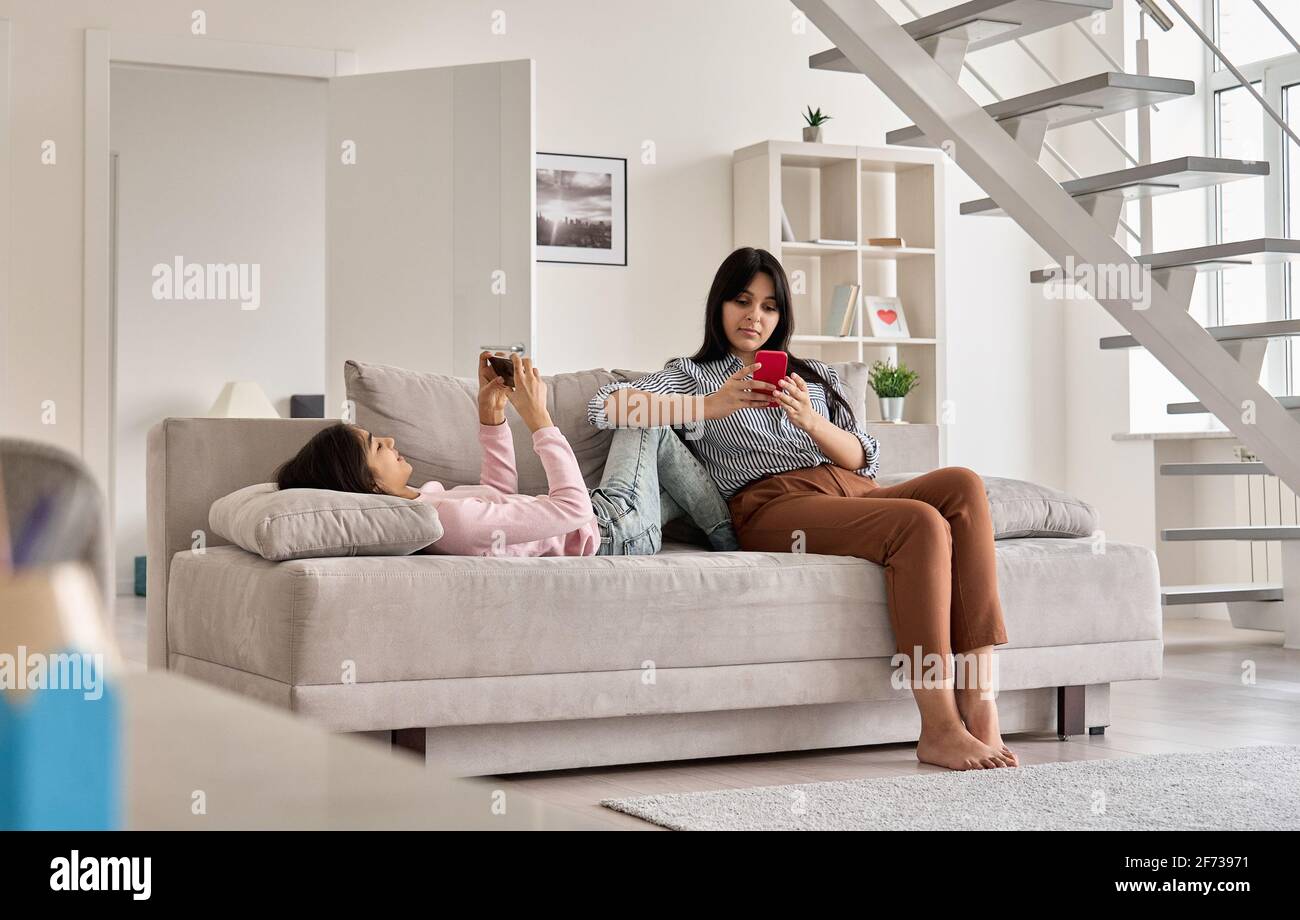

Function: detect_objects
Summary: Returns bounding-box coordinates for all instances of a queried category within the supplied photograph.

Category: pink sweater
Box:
[412,422,600,557]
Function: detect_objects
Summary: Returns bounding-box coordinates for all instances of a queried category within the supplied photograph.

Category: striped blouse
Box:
[586,353,881,498]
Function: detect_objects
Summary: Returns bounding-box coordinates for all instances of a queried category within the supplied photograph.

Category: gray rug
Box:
[601,745,1300,830]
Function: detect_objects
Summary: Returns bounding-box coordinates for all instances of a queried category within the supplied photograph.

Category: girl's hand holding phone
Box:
[504,354,553,432]
[477,351,510,425]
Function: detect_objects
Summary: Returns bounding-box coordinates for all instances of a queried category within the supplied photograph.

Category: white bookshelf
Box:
[732,140,948,433]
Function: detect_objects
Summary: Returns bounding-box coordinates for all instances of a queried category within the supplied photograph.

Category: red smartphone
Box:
[752,349,788,408]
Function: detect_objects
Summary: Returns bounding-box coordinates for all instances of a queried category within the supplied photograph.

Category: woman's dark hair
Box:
[692,247,858,426]
[275,423,379,493]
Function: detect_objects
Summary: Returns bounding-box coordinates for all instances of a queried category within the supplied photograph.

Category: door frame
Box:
[82,30,355,586]
[0,21,11,437]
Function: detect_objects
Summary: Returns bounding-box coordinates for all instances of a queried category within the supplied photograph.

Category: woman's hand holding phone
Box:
[704,363,778,419]
[477,351,510,426]
[504,354,553,432]
[772,373,820,434]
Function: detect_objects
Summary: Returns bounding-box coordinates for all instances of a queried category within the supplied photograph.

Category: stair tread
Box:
[1033,237,1300,283]
[812,0,1112,69]
[886,72,1192,148]
[1168,394,1300,414]
[1101,318,1300,350]
[963,156,1267,217]
[1142,237,1300,271]
[1163,525,1300,540]
[1161,582,1283,604]
[1160,461,1270,475]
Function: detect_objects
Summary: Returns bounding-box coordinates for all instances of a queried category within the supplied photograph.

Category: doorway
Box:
[83,32,535,598]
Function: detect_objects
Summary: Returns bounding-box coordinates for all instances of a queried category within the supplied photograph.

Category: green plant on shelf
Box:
[802,105,833,128]
[868,359,920,398]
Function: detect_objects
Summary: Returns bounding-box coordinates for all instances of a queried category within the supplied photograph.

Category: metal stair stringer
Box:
[793,0,1300,494]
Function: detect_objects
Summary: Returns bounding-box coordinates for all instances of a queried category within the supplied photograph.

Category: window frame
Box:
[1206,0,1300,397]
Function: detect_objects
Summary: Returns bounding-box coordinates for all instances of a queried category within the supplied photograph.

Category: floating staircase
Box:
[1161,525,1300,637]
[1166,395,1300,414]
[1101,319,1300,352]
[810,0,1113,71]
[1156,460,1293,632]
[796,0,1300,646]
[963,156,1267,217]
[1163,525,1300,542]
[886,72,1192,148]
[1031,238,1300,281]
[1159,460,1271,475]
[1161,583,1282,605]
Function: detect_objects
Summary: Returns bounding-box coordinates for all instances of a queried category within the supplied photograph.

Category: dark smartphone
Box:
[487,355,516,388]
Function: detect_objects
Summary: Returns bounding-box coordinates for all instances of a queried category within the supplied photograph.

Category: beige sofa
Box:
[146,363,1162,776]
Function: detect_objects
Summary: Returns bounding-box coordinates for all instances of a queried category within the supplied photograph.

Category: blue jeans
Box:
[589,427,740,555]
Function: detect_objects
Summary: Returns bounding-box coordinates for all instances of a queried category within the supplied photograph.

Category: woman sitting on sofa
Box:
[274,351,739,557]
[587,247,1017,771]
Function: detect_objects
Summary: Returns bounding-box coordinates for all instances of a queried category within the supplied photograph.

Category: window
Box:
[1213,82,1267,348]
[1207,0,1300,396]
[1213,0,1300,72]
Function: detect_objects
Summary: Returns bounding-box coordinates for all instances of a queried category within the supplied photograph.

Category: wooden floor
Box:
[115,599,1300,830]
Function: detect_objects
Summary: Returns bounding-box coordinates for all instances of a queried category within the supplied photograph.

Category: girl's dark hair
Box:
[692,247,857,426]
[275,423,379,494]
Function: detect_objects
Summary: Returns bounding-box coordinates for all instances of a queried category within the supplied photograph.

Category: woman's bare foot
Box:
[956,688,1018,766]
[916,723,1014,771]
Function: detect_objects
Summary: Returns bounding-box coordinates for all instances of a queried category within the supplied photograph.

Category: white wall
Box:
[2,0,1066,498]
[111,63,326,590]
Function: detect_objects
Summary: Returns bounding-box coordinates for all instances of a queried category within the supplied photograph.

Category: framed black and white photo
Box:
[536,152,627,265]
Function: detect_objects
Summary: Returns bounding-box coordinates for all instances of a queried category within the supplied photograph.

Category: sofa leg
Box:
[392,728,426,761]
[1056,685,1085,740]
[1088,726,1106,736]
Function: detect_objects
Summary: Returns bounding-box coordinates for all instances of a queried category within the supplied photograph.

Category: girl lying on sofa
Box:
[273,352,739,557]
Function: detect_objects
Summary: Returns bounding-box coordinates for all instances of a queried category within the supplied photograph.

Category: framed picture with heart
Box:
[864,295,910,338]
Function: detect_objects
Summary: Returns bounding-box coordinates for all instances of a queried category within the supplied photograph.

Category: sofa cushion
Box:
[874,472,1100,539]
[345,360,618,494]
[167,537,1158,688]
[209,482,443,561]
[829,361,870,419]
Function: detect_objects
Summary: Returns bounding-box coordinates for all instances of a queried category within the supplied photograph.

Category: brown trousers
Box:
[728,464,1008,658]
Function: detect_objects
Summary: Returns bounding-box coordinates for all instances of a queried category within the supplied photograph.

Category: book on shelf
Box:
[780,206,796,243]
[822,283,860,337]
[809,238,856,247]
[865,236,906,247]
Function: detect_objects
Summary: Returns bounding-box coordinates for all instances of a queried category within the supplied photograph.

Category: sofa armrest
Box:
[146,418,335,670]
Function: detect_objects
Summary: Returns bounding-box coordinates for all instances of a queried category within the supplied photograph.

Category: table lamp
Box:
[207,381,280,419]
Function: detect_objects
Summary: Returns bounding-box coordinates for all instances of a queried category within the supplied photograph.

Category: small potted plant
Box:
[802,105,832,143]
[868,358,919,423]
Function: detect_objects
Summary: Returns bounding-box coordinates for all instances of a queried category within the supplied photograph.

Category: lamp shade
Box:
[207,381,280,419]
